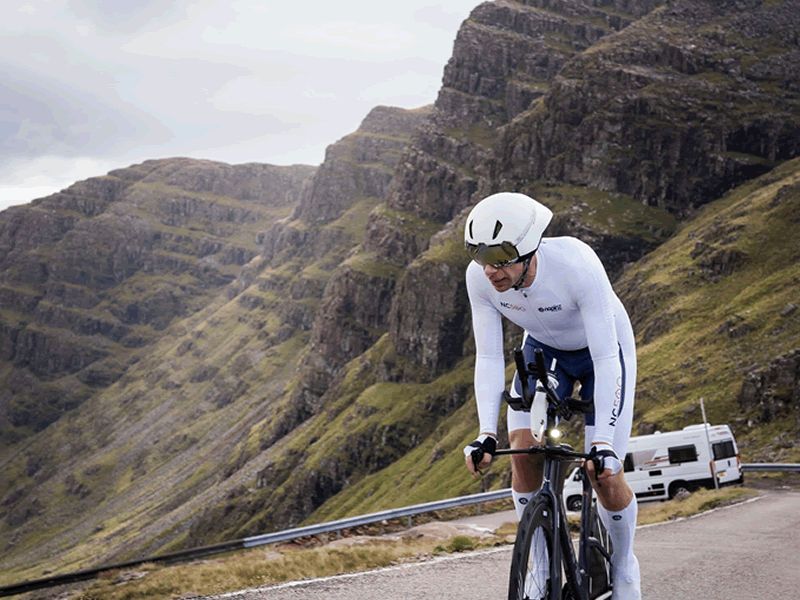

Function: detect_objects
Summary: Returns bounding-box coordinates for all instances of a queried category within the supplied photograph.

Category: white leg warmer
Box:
[599,496,639,583]
[512,489,535,521]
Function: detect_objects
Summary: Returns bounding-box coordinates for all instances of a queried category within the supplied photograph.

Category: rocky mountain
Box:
[0,105,430,579]
[0,159,314,446]
[1,0,799,584]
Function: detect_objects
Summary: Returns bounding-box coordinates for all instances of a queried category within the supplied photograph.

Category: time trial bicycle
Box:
[471,347,614,600]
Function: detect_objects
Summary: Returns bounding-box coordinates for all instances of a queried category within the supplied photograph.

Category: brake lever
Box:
[470,447,484,471]
[587,446,603,488]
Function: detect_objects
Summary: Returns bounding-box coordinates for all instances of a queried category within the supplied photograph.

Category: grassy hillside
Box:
[0,159,312,447]
[620,157,800,461]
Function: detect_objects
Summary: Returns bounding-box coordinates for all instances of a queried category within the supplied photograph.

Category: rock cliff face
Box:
[376,0,672,378]
[739,349,800,431]
[498,0,800,214]
[293,106,429,225]
[255,105,431,416]
[0,159,314,443]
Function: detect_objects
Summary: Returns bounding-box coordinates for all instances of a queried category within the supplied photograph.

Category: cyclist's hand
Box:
[463,434,496,478]
[587,445,622,481]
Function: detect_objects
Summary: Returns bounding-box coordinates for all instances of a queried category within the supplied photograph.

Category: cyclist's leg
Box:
[583,329,640,598]
[508,421,540,519]
[508,370,541,520]
[580,343,635,509]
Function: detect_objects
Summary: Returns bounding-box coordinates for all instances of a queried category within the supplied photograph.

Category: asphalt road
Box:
[211,491,800,599]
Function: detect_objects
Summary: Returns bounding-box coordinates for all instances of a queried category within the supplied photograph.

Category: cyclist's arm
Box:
[466,264,505,437]
[574,250,623,450]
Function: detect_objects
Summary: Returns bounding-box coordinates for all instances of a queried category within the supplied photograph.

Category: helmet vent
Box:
[492,220,503,240]
[468,220,474,239]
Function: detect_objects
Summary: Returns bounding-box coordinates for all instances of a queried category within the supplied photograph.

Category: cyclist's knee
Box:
[509,428,538,449]
[511,451,543,474]
[594,473,634,511]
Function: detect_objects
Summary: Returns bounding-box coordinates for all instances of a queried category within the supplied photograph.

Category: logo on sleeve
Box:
[500,301,526,312]
[538,304,563,313]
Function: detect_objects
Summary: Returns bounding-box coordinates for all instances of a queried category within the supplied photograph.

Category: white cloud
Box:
[0,155,120,212]
[0,0,480,210]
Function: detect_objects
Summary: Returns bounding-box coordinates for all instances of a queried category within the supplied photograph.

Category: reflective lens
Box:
[465,241,520,267]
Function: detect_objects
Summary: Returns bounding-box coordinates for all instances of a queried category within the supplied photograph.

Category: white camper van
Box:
[564,424,743,511]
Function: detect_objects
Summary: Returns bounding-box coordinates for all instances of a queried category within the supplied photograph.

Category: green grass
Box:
[420,229,470,267]
[323,196,380,240]
[533,183,678,242]
[444,123,498,149]
[637,487,757,525]
[342,251,403,279]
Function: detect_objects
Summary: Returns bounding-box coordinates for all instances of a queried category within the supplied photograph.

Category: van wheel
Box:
[566,496,582,512]
[668,481,691,499]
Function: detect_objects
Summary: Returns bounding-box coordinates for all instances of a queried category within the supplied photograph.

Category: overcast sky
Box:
[0,1,480,211]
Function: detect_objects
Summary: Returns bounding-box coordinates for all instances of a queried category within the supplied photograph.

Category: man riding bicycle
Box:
[462,192,641,599]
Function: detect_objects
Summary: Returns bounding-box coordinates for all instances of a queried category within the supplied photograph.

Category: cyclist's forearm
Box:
[590,354,623,448]
[474,354,505,435]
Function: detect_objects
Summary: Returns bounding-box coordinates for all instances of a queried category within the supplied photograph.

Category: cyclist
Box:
[462,192,640,599]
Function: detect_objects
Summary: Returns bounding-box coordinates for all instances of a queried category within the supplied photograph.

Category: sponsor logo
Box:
[500,301,526,312]
[609,381,622,427]
[612,515,622,521]
[519,497,529,505]
[538,304,562,313]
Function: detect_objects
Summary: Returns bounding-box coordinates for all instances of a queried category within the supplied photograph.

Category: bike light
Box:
[549,428,562,439]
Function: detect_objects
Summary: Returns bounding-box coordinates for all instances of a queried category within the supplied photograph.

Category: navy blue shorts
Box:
[511,336,626,427]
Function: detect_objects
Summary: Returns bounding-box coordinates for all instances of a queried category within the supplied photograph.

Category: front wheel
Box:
[508,499,555,600]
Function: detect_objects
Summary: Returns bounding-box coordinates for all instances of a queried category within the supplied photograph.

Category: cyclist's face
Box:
[483,261,525,292]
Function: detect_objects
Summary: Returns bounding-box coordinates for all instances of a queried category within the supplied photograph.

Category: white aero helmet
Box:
[464,192,553,267]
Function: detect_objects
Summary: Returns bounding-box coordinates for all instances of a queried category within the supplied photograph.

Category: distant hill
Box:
[0,158,315,445]
[1,0,798,584]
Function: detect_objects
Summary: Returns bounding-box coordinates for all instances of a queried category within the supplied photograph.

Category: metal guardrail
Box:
[741,463,800,472]
[243,487,511,548]
[0,488,512,597]
[2,462,798,596]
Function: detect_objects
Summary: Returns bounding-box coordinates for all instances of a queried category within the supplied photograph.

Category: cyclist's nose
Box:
[484,264,499,276]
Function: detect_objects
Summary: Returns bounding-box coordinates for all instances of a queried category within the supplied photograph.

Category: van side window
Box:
[624,453,634,472]
[668,444,698,464]
[713,440,736,460]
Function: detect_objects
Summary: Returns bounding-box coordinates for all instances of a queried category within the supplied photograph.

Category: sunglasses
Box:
[465,241,521,268]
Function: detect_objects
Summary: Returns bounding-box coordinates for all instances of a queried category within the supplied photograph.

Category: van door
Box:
[712,439,740,484]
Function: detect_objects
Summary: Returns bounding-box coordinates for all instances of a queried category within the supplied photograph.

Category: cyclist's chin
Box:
[490,279,512,292]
